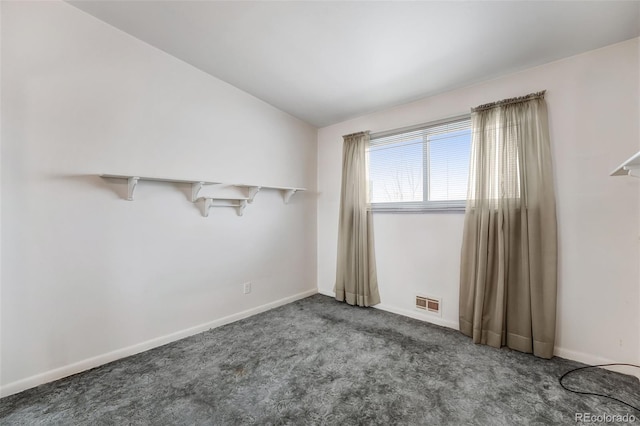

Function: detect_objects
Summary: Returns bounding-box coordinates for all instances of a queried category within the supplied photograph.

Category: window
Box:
[368,116,471,212]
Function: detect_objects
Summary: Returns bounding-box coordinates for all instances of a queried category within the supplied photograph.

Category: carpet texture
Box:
[1,294,638,425]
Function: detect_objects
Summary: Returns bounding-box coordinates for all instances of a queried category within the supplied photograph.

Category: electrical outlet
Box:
[243,282,252,294]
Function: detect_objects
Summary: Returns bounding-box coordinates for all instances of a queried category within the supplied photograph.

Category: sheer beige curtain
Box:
[459,91,557,358]
[334,131,381,307]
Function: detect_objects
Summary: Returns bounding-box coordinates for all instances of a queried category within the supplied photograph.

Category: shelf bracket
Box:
[237,200,248,216]
[191,182,205,202]
[624,166,640,178]
[283,189,298,204]
[127,177,140,201]
[203,198,213,217]
[247,186,262,203]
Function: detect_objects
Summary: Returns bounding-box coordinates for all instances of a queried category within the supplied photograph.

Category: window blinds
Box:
[368,116,472,211]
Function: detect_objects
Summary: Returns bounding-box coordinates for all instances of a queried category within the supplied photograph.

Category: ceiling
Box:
[69,1,640,128]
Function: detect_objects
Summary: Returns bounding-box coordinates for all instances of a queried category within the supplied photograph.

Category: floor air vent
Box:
[416,295,441,314]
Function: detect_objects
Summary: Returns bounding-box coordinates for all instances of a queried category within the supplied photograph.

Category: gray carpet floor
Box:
[1,294,639,425]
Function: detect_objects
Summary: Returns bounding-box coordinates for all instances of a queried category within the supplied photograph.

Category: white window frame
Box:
[369,114,471,213]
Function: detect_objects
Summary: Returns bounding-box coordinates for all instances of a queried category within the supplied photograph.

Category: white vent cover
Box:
[416,295,441,315]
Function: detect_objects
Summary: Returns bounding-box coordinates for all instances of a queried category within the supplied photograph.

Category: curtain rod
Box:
[343,131,370,139]
[472,90,546,112]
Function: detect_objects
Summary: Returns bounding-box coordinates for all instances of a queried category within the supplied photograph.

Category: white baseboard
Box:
[317,288,334,297]
[0,289,317,398]
[553,347,617,365]
[373,303,459,330]
[553,346,640,379]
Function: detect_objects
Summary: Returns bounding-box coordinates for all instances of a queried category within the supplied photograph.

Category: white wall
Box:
[637,31,640,367]
[318,39,640,365]
[1,1,317,395]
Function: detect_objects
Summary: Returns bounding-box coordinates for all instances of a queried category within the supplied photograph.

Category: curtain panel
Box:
[334,132,381,307]
[459,92,558,359]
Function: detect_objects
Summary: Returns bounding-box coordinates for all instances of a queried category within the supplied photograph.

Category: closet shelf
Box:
[101,174,219,201]
[611,151,640,178]
[101,174,306,217]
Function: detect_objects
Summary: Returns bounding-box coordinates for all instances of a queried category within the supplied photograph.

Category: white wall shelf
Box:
[610,151,640,178]
[101,174,220,201]
[101,174,305,217]
[233,184,306,204]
